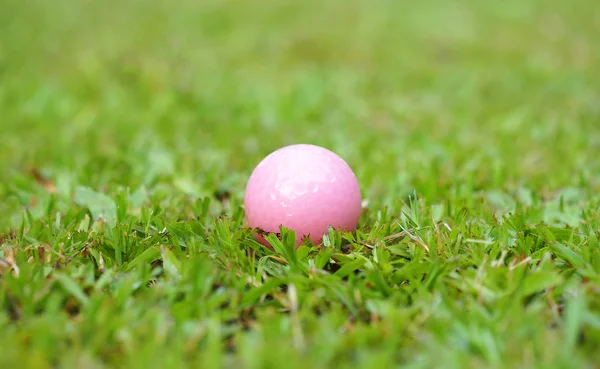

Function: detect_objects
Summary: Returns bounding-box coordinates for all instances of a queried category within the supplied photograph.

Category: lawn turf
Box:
[1,0,600,368]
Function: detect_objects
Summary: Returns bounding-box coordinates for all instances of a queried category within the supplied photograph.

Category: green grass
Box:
[1,0,600,367]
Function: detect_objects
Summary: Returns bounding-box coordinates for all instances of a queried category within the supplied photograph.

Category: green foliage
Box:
[1,0,599,368]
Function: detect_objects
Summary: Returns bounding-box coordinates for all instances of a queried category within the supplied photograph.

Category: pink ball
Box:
[244,144,362,247]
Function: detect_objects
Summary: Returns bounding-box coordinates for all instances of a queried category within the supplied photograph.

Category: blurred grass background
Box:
[1,0,599,217]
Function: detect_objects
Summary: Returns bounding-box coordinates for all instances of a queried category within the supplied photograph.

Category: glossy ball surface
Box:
[244,144,362,246]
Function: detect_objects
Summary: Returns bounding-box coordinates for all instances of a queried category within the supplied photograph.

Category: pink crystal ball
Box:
[244,144,362,246]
